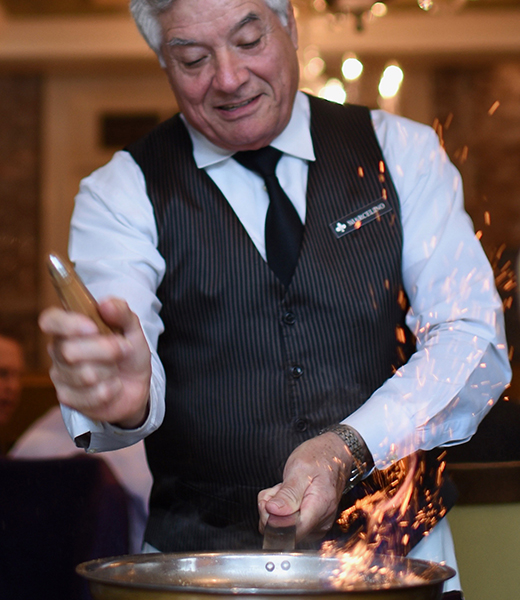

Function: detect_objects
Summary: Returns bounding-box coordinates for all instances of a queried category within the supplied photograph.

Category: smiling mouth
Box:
[218,95,261,112]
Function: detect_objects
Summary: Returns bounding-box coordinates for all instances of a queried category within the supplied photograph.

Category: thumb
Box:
[265,476,307,517]
[97,297,138,334]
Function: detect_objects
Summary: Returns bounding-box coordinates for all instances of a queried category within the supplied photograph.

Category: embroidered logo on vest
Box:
[330,199,393,239]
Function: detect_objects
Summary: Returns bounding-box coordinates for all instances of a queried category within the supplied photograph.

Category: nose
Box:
[212,49,249,94]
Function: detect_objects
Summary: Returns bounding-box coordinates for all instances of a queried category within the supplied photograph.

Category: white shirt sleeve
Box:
[64,150,166,451]
[344,111,511,467]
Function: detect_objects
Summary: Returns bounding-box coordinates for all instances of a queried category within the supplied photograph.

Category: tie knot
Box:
[233,146,282,179]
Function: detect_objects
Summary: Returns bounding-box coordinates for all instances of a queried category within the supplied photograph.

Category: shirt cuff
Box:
[61,360,165,452]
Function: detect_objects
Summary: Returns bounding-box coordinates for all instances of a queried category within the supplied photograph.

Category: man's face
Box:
[159,0,300,152]
[0,338,24,427]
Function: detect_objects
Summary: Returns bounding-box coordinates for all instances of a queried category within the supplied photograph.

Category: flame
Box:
[321,452,450,588]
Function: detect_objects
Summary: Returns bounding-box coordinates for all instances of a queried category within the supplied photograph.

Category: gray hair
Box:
[129,0,290,65]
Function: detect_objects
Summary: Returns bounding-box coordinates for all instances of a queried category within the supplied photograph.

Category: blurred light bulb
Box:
[303,45,321,62]
[341,55,364,81]
[313,0,328,12]
[418,0,434,10]
[378,64,404,99]
[305,56,326,80]
[371,2,388,17]
[319,78,347,104]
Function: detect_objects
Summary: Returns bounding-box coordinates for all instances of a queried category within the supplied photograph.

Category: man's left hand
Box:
[258,432,352,543]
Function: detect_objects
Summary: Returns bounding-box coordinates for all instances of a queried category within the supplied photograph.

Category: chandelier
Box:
[322,0,392,30]
[312,0,469,31]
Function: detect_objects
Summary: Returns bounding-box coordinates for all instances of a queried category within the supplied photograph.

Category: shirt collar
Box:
[183,91,315,169]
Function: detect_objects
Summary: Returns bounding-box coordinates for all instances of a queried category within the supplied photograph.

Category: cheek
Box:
[257,48,298,95]
[165,66,208,108]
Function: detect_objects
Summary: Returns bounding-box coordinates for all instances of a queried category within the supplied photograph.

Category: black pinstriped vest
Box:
[127,96,453,552]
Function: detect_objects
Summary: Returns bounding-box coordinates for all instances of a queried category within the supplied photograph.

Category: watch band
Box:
[320,423,374,494]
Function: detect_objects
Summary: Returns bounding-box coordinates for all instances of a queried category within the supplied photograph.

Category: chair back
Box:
[0,455,129,600]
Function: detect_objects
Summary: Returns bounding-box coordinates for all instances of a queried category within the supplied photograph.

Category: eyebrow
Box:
[165,12,261,48]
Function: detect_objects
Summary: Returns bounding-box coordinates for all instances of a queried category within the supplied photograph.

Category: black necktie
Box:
[234,146,303,287]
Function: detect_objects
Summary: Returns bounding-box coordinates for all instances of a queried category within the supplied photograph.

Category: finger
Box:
[296,485,339,541]
[258,483,283,531]
[51,374,124,421]
[48,347,116,386]
[49,333,128,367]
[264,473,310,517]
[39,307,100,337]
[97,298,140,335]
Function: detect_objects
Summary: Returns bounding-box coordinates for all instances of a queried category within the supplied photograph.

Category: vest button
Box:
[294,418,309,432]
[283,311,296,325]
[291,365,304,378]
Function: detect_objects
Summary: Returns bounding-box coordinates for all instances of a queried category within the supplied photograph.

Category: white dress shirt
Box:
[65,91,510,458]
[61,92,511,586]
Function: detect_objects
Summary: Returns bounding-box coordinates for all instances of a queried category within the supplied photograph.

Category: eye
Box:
[167,44,209,69]
[183,56,206,68]
[239,37,262,50]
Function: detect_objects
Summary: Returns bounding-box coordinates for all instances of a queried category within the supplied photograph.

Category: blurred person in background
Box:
[0,333,24,454]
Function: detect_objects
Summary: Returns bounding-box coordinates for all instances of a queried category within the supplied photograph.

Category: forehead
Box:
[0,338,23,370]
[160,0,273,41]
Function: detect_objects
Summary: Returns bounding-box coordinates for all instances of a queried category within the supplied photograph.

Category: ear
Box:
[285,4,299,50]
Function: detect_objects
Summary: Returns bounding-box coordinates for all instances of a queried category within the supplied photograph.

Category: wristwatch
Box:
[320,423,374,493]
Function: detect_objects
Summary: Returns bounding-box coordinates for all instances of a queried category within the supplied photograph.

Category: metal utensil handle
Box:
[262,512,299,551]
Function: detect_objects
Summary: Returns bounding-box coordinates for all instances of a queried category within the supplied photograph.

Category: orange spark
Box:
[495,243,506,261]
[395,326,406,344]
[488,101,500,116]
[436,124,445,148]
[398,289,407,310]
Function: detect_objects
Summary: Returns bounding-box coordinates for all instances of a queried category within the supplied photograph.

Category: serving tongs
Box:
[262,512,299,551]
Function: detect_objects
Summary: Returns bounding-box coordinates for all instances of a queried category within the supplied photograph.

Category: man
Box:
[39,0,511,597]
[0,334,24,452]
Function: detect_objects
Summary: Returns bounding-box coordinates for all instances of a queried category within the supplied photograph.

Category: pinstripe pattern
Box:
[127,97,419,551]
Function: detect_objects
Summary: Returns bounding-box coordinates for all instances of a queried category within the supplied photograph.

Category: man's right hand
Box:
[39,298,151,429]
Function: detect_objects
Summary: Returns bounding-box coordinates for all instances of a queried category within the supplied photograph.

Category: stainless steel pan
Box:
[77,551,455,600]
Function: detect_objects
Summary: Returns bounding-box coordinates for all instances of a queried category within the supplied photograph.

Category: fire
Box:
[320,452,450,588]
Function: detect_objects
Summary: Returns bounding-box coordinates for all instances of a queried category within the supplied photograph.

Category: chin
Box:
[225,129,279,151]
